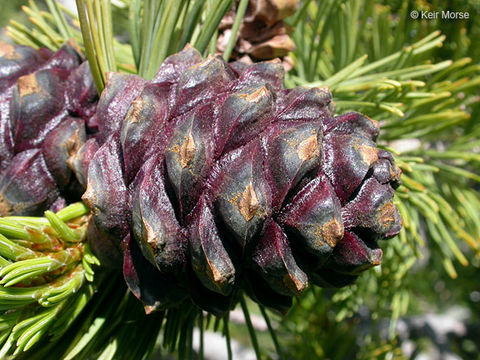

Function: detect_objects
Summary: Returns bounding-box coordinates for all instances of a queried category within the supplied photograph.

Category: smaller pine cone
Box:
[0,42,97,216]
[217,0,299,65]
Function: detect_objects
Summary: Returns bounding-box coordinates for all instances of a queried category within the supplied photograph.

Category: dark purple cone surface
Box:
[79,45,402,315]
[0,42,97,215]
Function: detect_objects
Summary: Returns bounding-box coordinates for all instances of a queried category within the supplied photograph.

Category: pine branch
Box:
[0,204,99,358]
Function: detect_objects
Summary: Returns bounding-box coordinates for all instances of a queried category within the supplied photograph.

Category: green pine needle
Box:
[44,210,84,242]
[222,0,248,61]
[240,296,262,360]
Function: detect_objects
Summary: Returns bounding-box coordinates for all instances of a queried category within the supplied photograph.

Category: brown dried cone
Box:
[0,42,97,216]
[77,45,402,315]
[217,0,299,67]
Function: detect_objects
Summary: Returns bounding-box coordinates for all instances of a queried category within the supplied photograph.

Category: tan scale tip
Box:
[0,197,14,216]
[206,258,225,284]
[315,219,344,248]
[179,132,196,169]
[238,85,270,102]
[129,97,146,122]
[17,73,42,97]
[238,182,260,222]
[144,305,158,315]
[377,201,396,229]
[359,143,379,166]
[0,42,21,60]
[285,273,307,294]
[297,135,320,161]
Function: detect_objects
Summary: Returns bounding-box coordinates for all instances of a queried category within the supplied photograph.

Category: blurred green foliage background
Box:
[0,1,30,29]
